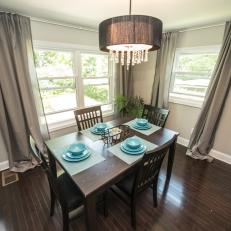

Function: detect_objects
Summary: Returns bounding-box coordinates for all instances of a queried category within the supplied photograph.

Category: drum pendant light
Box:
[99,0,163,69]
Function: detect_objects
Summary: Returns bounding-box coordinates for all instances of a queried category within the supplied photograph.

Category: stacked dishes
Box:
[62,143,91,162]
[120,137,147,155]
[90,123,108,135]
[131,118,151,130]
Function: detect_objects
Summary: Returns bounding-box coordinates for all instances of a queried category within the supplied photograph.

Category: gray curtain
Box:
[186,21,231,160]
[151,32,178,108]
[0,13,49,171]
[115,64,134,98]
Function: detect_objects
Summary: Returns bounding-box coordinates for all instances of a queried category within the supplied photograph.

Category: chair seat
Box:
[116,173,136,195]
[57,173,83,210]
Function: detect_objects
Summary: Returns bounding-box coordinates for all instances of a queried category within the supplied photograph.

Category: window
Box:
[170,46,220,107]
[34,46,113,129]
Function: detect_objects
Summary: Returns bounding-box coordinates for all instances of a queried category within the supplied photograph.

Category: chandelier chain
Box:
[129,0,132,15]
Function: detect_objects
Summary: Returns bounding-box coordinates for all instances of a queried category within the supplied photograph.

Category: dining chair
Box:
[30,137,84,231]
[74,105,103,131]
[111,143,172,229]
[141,104,170,127]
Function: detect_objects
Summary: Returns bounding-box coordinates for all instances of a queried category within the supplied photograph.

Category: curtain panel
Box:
[187,21,231,160]
[151,32,178,108]
[0,13,48,171]
[114,64,134,98]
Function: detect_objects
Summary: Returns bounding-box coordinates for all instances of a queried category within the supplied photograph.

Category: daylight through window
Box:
[34,48,113,127]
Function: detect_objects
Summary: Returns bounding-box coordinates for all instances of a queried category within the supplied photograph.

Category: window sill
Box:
[48,111,115,133]
[169,93,204,108]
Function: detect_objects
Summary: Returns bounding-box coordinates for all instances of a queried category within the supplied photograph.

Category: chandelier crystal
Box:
[99,0,162,69]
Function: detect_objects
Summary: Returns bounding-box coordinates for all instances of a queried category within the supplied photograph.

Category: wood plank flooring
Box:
[1,144,231,231]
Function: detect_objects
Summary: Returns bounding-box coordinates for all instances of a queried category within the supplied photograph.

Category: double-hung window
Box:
[34,45,113,130]
[169,46,220,107]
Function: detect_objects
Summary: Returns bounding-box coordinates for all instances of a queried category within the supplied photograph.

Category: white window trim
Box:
[33,40,114,130]
[169,45,220,108]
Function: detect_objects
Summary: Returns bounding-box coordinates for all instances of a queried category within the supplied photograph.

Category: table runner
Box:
[108,135,158,165]
[124,119,161,136]
[53,144,105,176]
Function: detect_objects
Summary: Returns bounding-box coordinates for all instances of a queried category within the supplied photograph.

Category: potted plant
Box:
[115,95,144,117]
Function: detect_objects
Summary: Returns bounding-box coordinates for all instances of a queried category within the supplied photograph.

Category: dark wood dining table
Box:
[45,117,179,231]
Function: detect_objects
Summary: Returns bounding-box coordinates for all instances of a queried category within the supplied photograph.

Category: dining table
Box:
[45,116,179,231]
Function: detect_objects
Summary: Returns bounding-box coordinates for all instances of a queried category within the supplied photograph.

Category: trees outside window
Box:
[34,48,113,126]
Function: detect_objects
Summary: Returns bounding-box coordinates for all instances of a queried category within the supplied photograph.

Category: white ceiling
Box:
[0,0,230,31]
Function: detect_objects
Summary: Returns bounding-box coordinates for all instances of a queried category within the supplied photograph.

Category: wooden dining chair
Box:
[30,137,84,231]
[74,105,103,131]
[141,104,170,127]
[111,142,173,229]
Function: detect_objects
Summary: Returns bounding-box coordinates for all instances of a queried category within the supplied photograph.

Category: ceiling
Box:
[0,0,230,31]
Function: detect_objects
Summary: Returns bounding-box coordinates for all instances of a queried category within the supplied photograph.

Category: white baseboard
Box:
[209,149,231,165]
[177,136,231,165]
[177,136,189,147]
[0,160,9,171]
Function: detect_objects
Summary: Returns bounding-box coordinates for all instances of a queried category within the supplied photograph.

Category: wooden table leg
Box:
[166,138,176,182]
[85,194,97,231]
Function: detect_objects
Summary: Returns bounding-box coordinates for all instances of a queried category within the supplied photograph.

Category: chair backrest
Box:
[141,104,169,127]
[133,140,174,194]
[74,106,103,131]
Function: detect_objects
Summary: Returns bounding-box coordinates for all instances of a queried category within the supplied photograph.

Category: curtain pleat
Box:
[151,32,178,108]
[0,13,49,171]
[187,21,231,160]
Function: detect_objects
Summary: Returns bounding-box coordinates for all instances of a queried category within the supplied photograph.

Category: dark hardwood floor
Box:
[1,144,231,231]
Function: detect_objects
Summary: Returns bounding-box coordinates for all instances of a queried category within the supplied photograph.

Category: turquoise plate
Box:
[120,145,146,155]
[62,151,91,162]
[121,142,145,153]
[132,123,152,130]
[66,149,89,159]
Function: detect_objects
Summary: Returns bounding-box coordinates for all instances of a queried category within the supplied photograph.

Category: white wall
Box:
[134,24,231,158]
[31,21,98,46]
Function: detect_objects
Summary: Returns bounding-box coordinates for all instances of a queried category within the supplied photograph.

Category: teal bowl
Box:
[136,118,148,126]
[125,138,141,150]
[95,123,107,131]
[68,143,86,155]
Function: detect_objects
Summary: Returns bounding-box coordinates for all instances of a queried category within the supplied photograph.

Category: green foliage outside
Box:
[115,95,144,117]
[34,50,109,103]
[176,54,218,80]
[34,50,72,68]
[84,85,108,103]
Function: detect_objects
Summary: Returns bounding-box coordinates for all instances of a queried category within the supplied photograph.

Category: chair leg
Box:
[103,190,108,217]
[131,198,136,229]
[49,188,55,216]
[61,207,69,231]
[153,179,158,207]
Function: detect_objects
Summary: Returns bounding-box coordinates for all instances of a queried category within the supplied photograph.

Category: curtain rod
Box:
[178,23,225,33]
[0,9,225,33]
[0,9,98,33]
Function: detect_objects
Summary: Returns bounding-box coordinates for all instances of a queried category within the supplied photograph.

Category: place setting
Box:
[108,136,158,165]
[62,143,91,162]
[81,122,109,141]
[124,118,161,136]
[55,142,105,176]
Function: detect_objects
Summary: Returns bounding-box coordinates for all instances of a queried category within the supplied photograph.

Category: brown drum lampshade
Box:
[99,15,162,68]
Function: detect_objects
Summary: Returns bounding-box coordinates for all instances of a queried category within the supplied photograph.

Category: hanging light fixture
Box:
[99,0,162,69]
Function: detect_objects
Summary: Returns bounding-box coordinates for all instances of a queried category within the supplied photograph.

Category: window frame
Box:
[169,45,220,108]
[33,41,114,131]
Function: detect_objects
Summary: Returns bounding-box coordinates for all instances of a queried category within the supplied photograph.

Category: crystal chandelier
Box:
[99,0,162,69]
